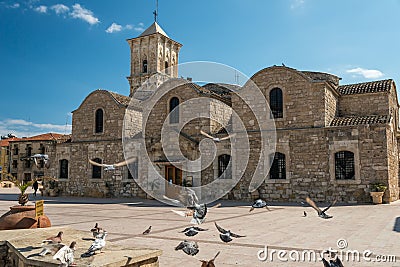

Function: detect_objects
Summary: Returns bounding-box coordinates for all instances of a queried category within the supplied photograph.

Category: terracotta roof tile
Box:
[338,79,393,95]
[8,133,70,142]
[330,115,390,127]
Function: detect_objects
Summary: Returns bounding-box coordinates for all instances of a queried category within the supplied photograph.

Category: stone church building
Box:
[45,22,400,203]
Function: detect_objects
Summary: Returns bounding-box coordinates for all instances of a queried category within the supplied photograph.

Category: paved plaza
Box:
[0,187,400,267]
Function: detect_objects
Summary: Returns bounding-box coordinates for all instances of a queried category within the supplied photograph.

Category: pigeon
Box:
[39,231,64,256]
[53,241,76,267]
[249,199,271,212]
[167,188,220,224]
[180,226,208,237]
[143,226,152,235]
[88,157,136,171]
[214,222,245,243]
[306,196,337,219]
[322,257,344,267]
[31,154,50,168]
[90,223,102,238]
[303,211,307,217]
[200,251,220,267]
[175,240,199,256]
[200,130,235,142]
[81,231,107,257]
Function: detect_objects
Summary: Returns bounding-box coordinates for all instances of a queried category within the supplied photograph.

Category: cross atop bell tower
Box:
[126,3,182,97]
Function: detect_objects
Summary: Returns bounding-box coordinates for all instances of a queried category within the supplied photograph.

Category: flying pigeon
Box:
[214,222,245,243]
[90,223,102,238]
[31,154,50,168]
[175,240,199,256]
[81,231,107,257]
[53,241,76,267]
[200,130,235,142]
[322,257,344,267]
[143,226,152,235]
[249,199,271,212]
[167,188,221,225]
[200,251,220,267]
[88,157,136,171]
[39,231,63,256]
[180,226,208,237]
[306,196,337,219]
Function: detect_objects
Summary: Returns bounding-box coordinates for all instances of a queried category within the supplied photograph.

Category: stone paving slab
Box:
[1,187,400,266]
[0,226,161,266]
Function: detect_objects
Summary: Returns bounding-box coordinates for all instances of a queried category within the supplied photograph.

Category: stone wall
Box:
[72,90,127,142]
[339,93,389,117]
[324,86,339,126]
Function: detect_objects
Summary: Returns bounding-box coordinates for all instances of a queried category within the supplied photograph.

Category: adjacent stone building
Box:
[48,21,400,203]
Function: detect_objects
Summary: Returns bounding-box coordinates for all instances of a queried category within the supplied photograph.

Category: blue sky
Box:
[1,0,400,137]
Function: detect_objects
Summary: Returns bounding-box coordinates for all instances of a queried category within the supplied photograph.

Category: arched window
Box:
[335,151,355,180]
[92,158,102,179]
[95,109,103,133]
[165,61,169,74]
[270,152,286,179]
[270,88,283,119]
[59,159,68,179]
[142,60,148,73]
[169,97,180,124]
[218,154,231,178]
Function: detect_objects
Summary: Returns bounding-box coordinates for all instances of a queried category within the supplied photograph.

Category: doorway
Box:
[165,165,182,199]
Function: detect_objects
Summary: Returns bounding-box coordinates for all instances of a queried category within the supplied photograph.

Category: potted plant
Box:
[369,182,387,204]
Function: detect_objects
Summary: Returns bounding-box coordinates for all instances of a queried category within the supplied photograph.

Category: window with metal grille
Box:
[218,154,231,178]
[26,145,32,157]
[95,109,103,133]
[24,159,31,169]
[269,152,286,179]
[169,97,179,124]
[335,151,355,180]
[270,88,283,119]
[13,145,18,155]
[92,158,102,179]
[59,159,68,179]
[142,60,148,73]
[12,160,18,169]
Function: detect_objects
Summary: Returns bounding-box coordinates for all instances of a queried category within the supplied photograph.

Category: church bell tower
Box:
[126,20,182,97]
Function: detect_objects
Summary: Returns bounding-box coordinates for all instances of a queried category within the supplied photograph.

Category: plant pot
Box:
[370,191,384,204]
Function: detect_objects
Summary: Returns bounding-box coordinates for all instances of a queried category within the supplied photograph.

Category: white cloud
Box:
[346,67,384,79]
[51,4,69,14]
[134,22,144,31]
[10,3,20,8]
[106,23,122,33]
[0,119,71,138]
[106,22,143,33]
[291,0,305,9]
[70,3,99,25]
[34,5,47,13]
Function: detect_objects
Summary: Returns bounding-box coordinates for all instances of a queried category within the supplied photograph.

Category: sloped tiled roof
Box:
[139,22,169,38]
[8,133,69,142]
[330,115,390,127]
[109,91,131,106]
[0,137,19,147]
[338,79,393,95]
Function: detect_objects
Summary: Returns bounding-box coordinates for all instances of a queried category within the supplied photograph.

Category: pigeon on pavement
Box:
[143,226,152,235]
[90,223,102,238]
[53,241,76,267]
[175,240,199,256]
[180,226,208,237]
[39,231,63,256]
[214,222,245,243]
[249,199,271,212]
[81,231,107,257]
[306,196,337,219]
[322,257,344,267]
[200,251,220,267]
